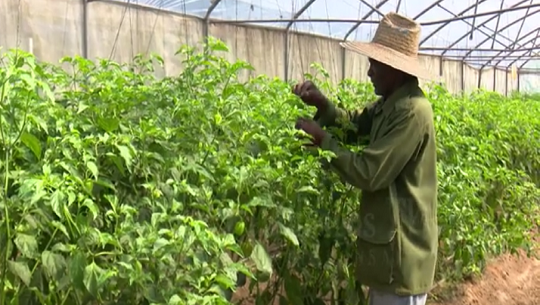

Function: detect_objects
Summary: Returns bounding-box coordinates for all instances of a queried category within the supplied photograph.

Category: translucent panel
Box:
[111,0,540,68]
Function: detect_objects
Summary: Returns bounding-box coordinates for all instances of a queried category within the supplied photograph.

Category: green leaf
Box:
[250,242,272,277]
[284,274,303,305]
[50,190,66,219]
[115,144,133,168]
[297,186,319,195]
[86,161,99,179]
[14,233,39,258]
[278,223,299,246]
[41,250,67,280]
[69,251,86,290]
[83,261,102,297]
[20,132,42,159]
[8,260,32,286]
[97,117,120,133]
[168,295,182,305]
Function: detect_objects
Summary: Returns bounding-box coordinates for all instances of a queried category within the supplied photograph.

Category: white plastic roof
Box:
[112,0,540,70]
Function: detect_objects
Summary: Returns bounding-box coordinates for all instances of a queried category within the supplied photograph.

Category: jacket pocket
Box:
[355,228,397,286]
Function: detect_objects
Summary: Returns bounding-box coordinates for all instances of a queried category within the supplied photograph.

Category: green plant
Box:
[0,37,538,305]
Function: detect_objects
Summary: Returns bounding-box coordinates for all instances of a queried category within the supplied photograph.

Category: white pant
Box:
[368,289,427,305]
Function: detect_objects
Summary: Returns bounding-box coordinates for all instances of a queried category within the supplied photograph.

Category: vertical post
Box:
[505,68,508,96]
[517,70,520,92]
[28,37,33,54]
[460,61,464,92]
[492,67,496,92]
[340,47,346,80]
[283,0,316,82]
[82,0,88,58]
[477,67,482,89]
[203,0,222,48]
[284,33,289,81]
[438,57,443,85]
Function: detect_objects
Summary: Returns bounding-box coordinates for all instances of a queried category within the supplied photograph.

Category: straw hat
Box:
[340,12,437,81]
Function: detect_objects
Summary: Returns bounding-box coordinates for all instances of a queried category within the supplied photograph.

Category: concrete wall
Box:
[0,0,533,95]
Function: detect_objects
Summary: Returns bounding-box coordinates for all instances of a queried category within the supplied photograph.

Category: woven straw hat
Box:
[340,12,437,81]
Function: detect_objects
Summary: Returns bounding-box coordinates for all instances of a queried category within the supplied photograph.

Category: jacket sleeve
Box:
[319,107,422,192]
[313,101,374,144]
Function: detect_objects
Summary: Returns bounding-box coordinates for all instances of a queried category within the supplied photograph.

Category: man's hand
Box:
[295,117,326,146]
[292,81,329,110]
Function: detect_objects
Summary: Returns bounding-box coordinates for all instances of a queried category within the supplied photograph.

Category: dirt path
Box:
[435,249,540,305]
[232,247,540,305]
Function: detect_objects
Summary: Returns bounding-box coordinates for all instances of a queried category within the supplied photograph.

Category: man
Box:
[293,12,438,305]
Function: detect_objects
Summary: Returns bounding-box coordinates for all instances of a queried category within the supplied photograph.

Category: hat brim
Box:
[340,41,440,82]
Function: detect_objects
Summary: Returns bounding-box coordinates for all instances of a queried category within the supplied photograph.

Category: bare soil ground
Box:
[232,247,540,305]
[434,249,540,305]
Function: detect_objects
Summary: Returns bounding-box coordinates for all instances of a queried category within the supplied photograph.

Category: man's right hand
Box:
[292,81,329,110]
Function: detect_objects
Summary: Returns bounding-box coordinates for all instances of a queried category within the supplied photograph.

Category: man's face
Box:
[367,58,395,97]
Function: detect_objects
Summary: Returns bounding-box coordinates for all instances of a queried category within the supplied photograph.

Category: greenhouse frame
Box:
[1,0,540,94]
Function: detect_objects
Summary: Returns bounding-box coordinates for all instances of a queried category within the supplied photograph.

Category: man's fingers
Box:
[292,84,300,95]
[295,118,304,129]
[300,81,311,93]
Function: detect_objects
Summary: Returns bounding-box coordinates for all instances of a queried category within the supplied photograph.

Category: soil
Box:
[232,246,540,305]
[434,249,540,305]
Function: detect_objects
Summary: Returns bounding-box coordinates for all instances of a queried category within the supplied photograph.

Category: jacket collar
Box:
[374,78,419,115]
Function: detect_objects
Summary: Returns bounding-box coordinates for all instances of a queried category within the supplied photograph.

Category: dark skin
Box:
[294,59,412,145]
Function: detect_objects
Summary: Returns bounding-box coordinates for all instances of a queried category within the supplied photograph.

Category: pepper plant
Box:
[0,38,538,305]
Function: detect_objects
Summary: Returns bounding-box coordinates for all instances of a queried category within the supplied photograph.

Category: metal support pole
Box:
[505,68,509,96]
[283,0,315,82]
[438,57,443,79]
[82,0,88,58]
[460,62,464,92]
[477,70,482,89]
[203,0,222,39]
[517,71,521,92]
[493,68,496,91]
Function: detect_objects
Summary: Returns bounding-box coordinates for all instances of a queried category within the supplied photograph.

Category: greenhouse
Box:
[1,1,540,305]
[1,0,540,93]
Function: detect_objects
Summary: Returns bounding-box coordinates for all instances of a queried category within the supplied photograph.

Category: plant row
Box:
[0,38,538,305]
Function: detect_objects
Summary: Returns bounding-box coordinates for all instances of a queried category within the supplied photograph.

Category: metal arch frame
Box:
[510,28,540,69]
[506,43,540,68]
[356,0,385,19]
[486,27,540,68]
[204,0,222,21]
[203,0,222,37]
[343,0,442,42]
[491,0,506,49]
[420,46,539,52]
[473,10,540,90]
[441,0,530,58]
[461,7,540,64]
[421,2,540,26]
[436,3,513,51]
[340,0,391,80]
[419,0,488,46]
[343,0,391,41]
[211,3,540,26]
[283,0,317,81]
[285,0,317,31]
[412,0,445,20]
[480,0,534,69]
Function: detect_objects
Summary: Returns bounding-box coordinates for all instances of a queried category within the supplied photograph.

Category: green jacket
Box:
[315,79,438,295]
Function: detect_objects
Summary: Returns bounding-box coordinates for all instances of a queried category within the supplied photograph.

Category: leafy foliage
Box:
[0,38,538,305]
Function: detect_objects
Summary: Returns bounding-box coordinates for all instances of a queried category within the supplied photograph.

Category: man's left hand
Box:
[295,117,326,146]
